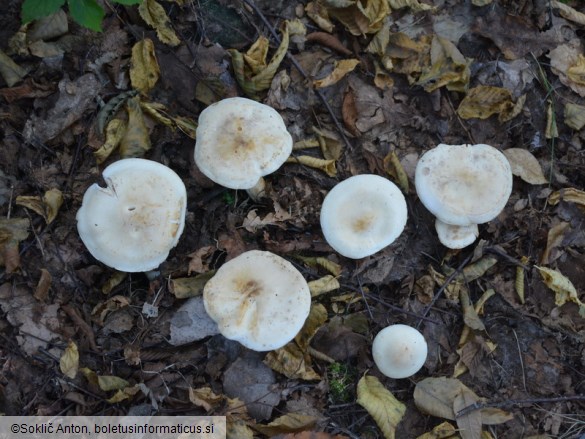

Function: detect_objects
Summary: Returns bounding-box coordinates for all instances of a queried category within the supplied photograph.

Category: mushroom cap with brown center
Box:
[203,250,311,351]
[415,144,513,226]
[372,324,428,379]
[320,174,408,259]
[194,97,293,189]
[76,158,186,272]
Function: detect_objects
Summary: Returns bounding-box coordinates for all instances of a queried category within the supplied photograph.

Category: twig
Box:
[484,246,530,270]
[456,395,585,418]
[416,252,474,329]
[241,0,353,151]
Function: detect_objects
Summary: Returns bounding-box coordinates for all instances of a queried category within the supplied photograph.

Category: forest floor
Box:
[1,0,585,438]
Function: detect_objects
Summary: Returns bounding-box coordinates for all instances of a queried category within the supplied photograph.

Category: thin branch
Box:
[456,395,585,418]
[416,252,474,329]
[241,0,353,151]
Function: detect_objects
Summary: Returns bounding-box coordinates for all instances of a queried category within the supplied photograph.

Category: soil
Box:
[1,0,584,438]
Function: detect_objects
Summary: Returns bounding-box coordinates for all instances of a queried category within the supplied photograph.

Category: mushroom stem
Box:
[246,177,267,201]
[435,219,479,250]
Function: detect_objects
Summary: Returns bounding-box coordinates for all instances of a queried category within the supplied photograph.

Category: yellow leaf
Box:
[308,275,340,297]
[515,257,529,304]
[173,115,198,139]
[545,101,558,139]
[536,266,585,317]
[416,35,470,93]
[295,255,343,276]
[457,86,517,121]
[503,148,548,185]
[564,102,585,130]
[253,413,317,436]
[460,288,485,331]
[94,119,126,163]
[264,342,321,380]
[0,49,27,87]
[138,0,180,46]
[357,375,406,439]
[314,59,360,88]
[552,0,585,26]
[120,96,151,158]
[80,367,99,387]
[295,303,328,350]
[140,101,174,127]
[15,188,63,224]
[326,0,390,36]
[567,54,585,86]
[130,39,160,95]
[244,36,270,75]
[548,187,585,207]
[416,421,457,439]
[229,22,289,99]
[286,155,337,177]
[101,271,127,295]
[227,418,254,439]
[59,341,79,379]
[388,0,434,12]
[189,386,224,412]
[312,126,343,160]
[472,0,492,4]
[98,375,130,392]
[383,149,409,193]
[169,271,215,299]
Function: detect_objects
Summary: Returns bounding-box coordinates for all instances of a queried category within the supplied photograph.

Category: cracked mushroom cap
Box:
[372,324,428,379]
[415,143,513,226]
[203,250,311,351]
[76,158,186,272]
[194,97,293,189]
[320,174,408,259]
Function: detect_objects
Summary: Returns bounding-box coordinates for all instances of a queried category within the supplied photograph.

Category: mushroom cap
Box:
[76,158,186,272]
[194,97,293,190]
[415,144,512,226]
[435,219,479,250]
[320,174,408,259]
[203,250,311,351]
[372,324,428,379]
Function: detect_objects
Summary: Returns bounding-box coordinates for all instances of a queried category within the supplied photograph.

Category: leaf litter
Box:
[0,0,584,437]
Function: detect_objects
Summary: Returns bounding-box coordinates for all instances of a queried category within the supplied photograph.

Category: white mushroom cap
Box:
[203,250,311,351]
[320,174,408,259]
[194,97,293,190]
[76,158,186,272]
[415,144,512,226]
[372,324,428,379]
[435,219,479,250]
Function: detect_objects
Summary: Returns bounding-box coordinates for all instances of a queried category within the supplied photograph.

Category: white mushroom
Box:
[415,143,512,249]
[76,158,186,272]
[372,324,428,379]
[435,219,479,250]
[203,250,311,351]
[320,174,408,259]
[194,97,293,197]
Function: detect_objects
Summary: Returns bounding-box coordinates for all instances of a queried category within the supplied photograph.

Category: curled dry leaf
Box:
[94,119,126,164]
[130,39,160,95]
[59,341,79,379]
[91,295,131,325]
[536,266,585,317]
[312,126,343,161]
[383,150,409,194]
[15,188,63,224]
[308,275,340,297]
[548,187,585,207]
[502,148,548,185]
[286,156,337,177]
[552,0,585,25]
[548,41,585,97]
[101,271,127,295]
[138,0,180,46]
[457,86,523,122]
[120,96,151,158]
[314,59,360,88]
[253,413,318,437]
[415,421,457,439]
[416,35,470,93]
[306,32,352,55]
[323,0,389,36]
[357,375,406,439]
[169,271,215,299]
[34,268,52,301]
[189,386,224,412]
[305,2,335,33]
[388,0,434,12]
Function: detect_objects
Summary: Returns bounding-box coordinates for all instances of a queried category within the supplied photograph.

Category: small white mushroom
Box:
[194,97,293,197]
[203,250,311,351]
[320,174,408,259]
[435,219,479,250]
[415,143,512,249]
[76,158,186,272]
[372,324,428,379]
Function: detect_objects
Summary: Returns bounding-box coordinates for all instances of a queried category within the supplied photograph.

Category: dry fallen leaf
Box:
[138,0,180,46]
[314,59,360,88]
[286,156,337,177]
[453,385,482,439]
[130,39,160,95]
[0,217,30,273]
[59,341,79,379]
[169,271,215,299]
[502,148,548,185]
[91,295,131,325]
[120,96,151,158]
[416,421,457,439]
[457,86,522,122]
[389,0,434,12]
[564,102,585,130]
[308,275,340,297]
[253,413,318,437]
[34,268,52,301]
[548,187,585,207]
[97,375,130,392]
[357,375,406,439]
[0,49,27,87]
[295,255,343,277]
[548,41,585,97]
[189,386,224,412]
[416,35,470,93]
[94,119,126,163]
[323,0,389,36]
[15,188,63,224]
[536,266,585,317]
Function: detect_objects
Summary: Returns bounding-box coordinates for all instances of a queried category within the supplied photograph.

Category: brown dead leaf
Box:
[388,0,434,11]
[305,2,335,33]
[91,295,131,326]
[312,126,343,161]
[503,148,548,185]
[460,288,485,331]
[101,271,127,295]
[34,268,52,301]
[457,86,521,122]
[342,88,359,136]
[169,272,215,299]
[242,202,292,233]
[416,35,470,93]
[264,343,321,381]
[383,149,409,193]
[548,41,585,97]
[306,32,352,56]
[188,246,215,274]
[453,386,482,439]
[189,386,224,412]
[323,0,389,36]
[541,222,570,265]
[0,217,30,273]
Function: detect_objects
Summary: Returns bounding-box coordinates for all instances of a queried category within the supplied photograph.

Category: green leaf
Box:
[112,0,143,4]
[67,0,105,31]
[21,0,66,24]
